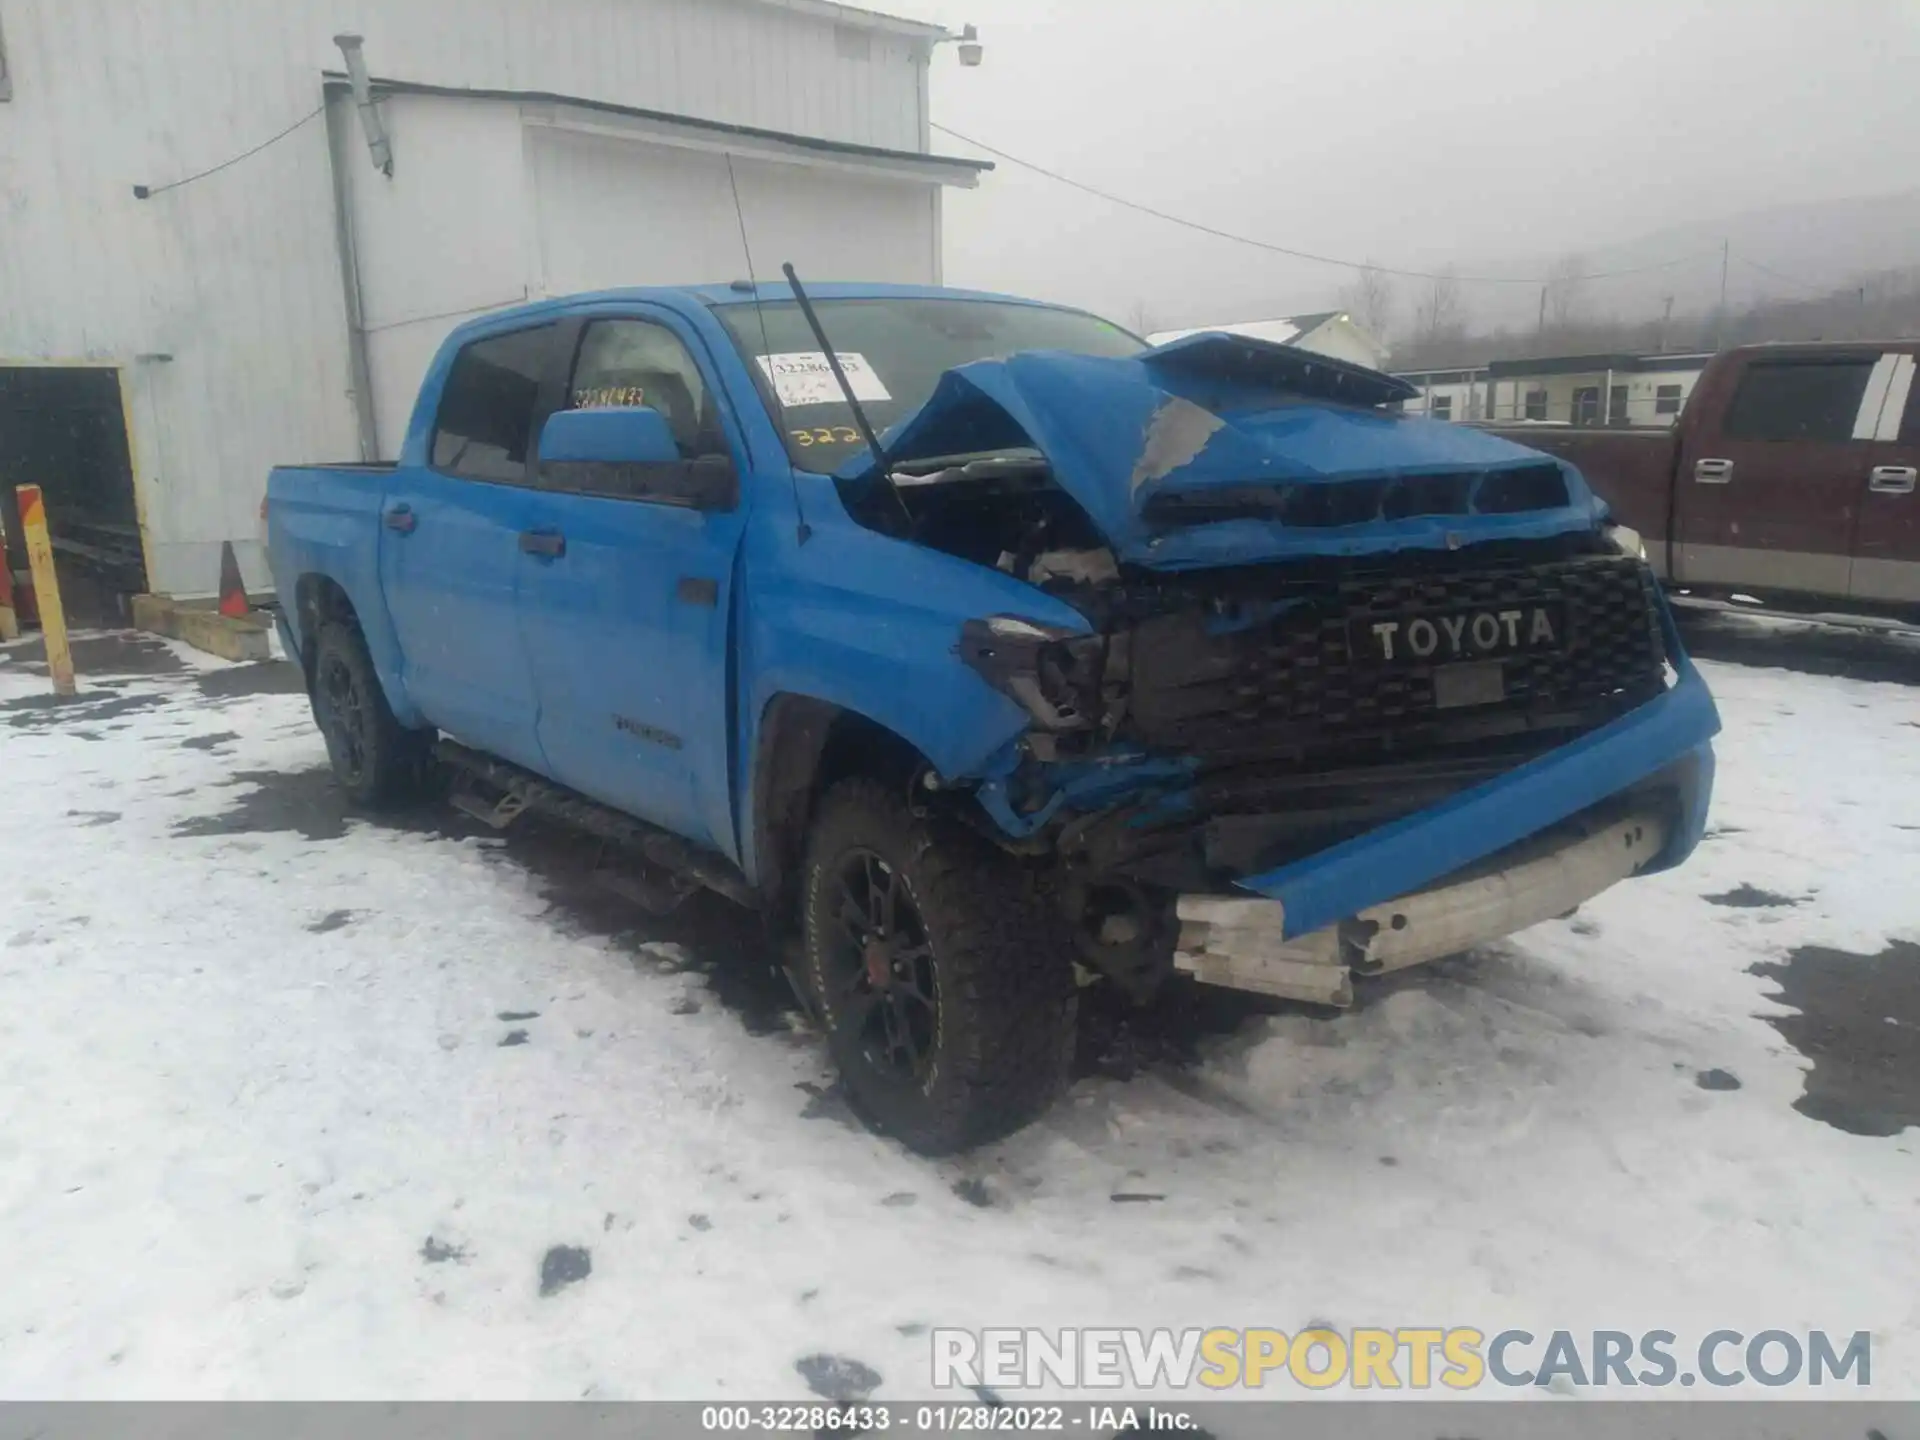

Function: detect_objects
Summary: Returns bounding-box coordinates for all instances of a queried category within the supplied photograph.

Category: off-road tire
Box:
[803,778,1077,1154]
[309,620,433,810]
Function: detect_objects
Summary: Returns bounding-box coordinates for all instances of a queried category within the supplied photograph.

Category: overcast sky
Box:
[879,0,1920,334]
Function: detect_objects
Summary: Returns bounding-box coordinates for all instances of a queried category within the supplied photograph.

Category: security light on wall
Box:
[942,23,983,67]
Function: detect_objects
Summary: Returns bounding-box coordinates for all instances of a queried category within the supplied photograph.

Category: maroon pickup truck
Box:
[1488,342,1920,626]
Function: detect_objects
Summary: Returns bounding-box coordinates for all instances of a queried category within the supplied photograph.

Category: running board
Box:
[434,739,758,909]
[449,777,527,829]
[1669,593,1920,639]
[592,865,699,917]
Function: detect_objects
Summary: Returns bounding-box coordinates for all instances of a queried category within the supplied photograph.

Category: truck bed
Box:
[265,462,397,674]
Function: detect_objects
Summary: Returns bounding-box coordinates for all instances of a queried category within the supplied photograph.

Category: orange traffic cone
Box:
[217,541,250,620]
[0,530,18,641]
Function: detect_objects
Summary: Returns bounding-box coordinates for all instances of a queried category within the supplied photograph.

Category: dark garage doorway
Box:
[0,366,147,627]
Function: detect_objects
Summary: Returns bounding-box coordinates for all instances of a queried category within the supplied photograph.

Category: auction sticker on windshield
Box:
[756,351,892,407]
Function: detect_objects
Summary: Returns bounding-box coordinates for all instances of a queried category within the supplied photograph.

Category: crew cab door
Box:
[379,322,555,772]
[516,311,748,857]
[1850,350,1920,605]
[1673,351,1883,598]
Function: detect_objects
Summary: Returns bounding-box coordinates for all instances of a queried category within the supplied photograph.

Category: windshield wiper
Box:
[783,263,916,536]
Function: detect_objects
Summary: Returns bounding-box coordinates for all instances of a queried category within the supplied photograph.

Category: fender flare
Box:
[290,570,424,728]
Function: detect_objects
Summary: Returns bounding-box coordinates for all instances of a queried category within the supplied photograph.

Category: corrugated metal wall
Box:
[528,130,940,294]
[0,0,929,596]
[345,95,948,460]
[340,94,537,461]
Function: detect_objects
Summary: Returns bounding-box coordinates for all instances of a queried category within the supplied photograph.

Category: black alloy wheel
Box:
[315,649,370,787]
[802,778,1077,1154]
[307,620,432,809]
[819,848,941,1082]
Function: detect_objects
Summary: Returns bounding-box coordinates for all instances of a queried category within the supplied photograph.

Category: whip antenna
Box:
[725,154,811,544]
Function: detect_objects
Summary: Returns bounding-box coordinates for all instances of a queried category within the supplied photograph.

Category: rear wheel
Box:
[803,779,1077,1154]
[309,621,432,809]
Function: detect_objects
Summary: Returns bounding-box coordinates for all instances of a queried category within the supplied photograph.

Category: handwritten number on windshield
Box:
[790,426,862,447]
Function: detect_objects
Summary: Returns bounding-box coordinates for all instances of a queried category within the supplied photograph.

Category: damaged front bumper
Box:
[1230,650,1717,938]
[962,579,1717,1002]
[1171,641,1717,1004]
[1175,801,1671,1006]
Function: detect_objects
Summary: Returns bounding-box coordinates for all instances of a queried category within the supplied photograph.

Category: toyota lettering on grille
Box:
[1349,603,1567,664]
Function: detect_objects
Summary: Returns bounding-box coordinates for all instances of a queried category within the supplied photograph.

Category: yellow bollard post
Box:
[15,485,75,696]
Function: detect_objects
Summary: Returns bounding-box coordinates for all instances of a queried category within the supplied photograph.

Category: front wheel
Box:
[802,779,1077,1154]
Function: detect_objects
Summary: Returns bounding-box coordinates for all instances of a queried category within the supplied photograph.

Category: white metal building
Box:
[1396,352,1711,428]
[1147,312,1390,372]
[1480,353,1710,428]
[0,0,981,601]
[1392,366,1489,425]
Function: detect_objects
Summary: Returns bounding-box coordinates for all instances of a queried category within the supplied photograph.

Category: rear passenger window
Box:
[431,325,555,481]
[1721,359,1875,444]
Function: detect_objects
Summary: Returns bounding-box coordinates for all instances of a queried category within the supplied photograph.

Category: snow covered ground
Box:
[0,622,1916,1402]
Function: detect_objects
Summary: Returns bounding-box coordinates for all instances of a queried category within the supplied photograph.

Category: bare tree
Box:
[1377,263,1920,371]
[1414,267,1466,348]
[1544,253,1589,329]
[1127,299,1157,338]
[1339,261,1395,345]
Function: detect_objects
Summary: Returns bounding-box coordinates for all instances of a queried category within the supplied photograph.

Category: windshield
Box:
[715,297,1143,472]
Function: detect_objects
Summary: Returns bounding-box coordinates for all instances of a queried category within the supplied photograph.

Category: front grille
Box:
[1123,554,1666,761]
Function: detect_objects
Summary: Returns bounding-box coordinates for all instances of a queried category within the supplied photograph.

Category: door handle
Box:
[518,530,566,558]
[383,504,416,533]
[1693,458,1733,484]
[1868,465,1917,495]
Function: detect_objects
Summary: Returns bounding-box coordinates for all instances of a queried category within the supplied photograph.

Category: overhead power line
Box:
[134,104,326,200]
[932,121,1720,288]
[362,292,532,335]
[1734,254,1829,294]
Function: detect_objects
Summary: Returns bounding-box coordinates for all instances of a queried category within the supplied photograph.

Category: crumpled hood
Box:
[842,333,1603,569]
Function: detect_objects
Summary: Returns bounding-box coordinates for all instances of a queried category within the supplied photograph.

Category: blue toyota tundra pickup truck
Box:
[267,280,1719,1153]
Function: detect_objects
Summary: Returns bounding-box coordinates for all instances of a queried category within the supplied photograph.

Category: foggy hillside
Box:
[1475,187,1920,332]
[1201,189,1920,347]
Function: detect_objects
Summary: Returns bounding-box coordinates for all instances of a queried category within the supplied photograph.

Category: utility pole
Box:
[1657,295,1674,354]
[1537,285,1547,342]
[1714,239,1729,350]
